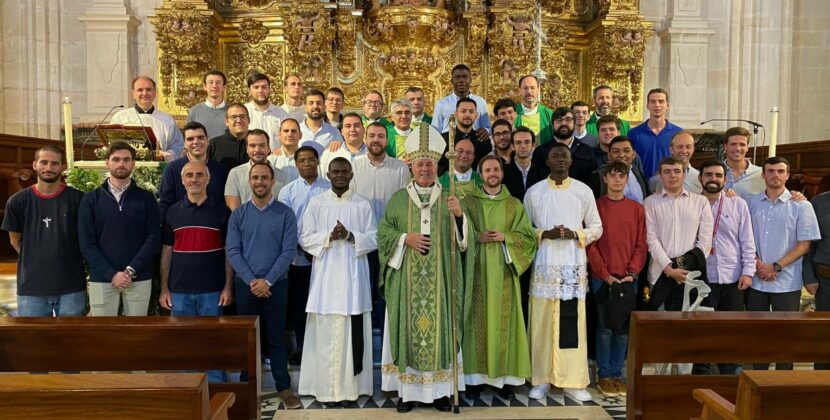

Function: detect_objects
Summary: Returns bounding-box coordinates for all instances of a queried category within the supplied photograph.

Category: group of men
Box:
[3,63,828,413]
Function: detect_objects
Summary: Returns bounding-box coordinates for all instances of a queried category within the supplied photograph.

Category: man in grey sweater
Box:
[187,70,228,139]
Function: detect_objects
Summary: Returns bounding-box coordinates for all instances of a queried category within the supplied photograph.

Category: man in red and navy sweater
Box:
[586,160,648,397]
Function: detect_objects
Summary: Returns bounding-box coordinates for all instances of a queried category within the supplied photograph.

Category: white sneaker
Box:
[528,383,550,400]
[564,387,593,402]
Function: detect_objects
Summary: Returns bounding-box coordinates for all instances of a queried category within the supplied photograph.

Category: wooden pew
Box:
[693,370,830,420]
[0,372,234,420]
[626,311,830,420]
[0,316,259,420]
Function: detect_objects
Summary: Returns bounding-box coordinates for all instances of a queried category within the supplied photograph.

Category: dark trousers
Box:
[693,282,745,375]
[745,287,801,371]
[234,278,291,391]
[519,269,531,326]
[287,264,311,349]
[368,250,385,331]
[814,274,830,370]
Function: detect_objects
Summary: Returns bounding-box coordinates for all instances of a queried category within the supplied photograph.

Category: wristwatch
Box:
[625,271,639,281]
[124,266,138,280]
[773,262,782,273]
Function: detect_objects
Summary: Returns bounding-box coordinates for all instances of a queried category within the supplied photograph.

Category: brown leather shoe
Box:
[613,378,627,397]
[277,389,303,409]
[597,377,618,397]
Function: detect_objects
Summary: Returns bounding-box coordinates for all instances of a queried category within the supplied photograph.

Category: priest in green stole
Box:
[385,99,414,160]
[461,155,536,400]
[378,123,473,413]
[405,86,432,129]
[437,139,483,200]
[515,75,554,146]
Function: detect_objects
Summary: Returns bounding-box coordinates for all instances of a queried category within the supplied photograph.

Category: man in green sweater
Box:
[586,84,630,137]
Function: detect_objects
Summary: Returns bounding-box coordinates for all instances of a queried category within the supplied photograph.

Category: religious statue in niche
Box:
[547,74,563,107]
[294,10,322,49]
[499,59,518,98]
[620,29,643,44]
[507,14,532,53]
[300,55,325,85]
[169,17,195,33]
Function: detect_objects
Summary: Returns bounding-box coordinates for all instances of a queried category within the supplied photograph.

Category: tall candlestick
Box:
[63,97,75,169]
[768,107,779,158]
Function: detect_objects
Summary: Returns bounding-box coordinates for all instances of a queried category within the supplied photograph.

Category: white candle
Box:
[768,107,779,158]
[63,97,74,169]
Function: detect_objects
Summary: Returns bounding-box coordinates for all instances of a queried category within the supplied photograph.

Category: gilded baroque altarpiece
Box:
[150,0,651,121]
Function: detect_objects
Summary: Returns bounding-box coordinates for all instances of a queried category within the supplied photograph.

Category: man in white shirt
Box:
[648,131,702,194]
[110,76,183,162]
[269,118,302,182]
[431,63,490,139]
[281,74,306,122]
[723,126,765,200]
[224,129,289,211]
[244,72,289,151]
[321,113,367,178]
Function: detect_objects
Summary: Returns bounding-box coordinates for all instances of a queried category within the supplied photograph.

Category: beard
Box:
[37,171,61,183]
[704,182,724,194]
[554,126,573,140]
[596,105,611,116]
[253,97,269,106]
[368,143,385,157]
[109,168,131,180]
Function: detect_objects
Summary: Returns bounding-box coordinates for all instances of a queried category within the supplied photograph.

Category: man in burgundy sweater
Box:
[586,160,648,397]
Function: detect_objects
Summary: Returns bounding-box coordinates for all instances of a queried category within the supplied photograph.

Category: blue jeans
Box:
[17,290,86,317]
[171,291,225,383]
[591,278,630,379]
[234,277,290,391]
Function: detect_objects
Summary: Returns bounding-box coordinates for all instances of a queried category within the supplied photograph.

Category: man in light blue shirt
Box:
[747,156,821,370]
[276,145,331,366]
[299,89,343,155]
[722,126,765,200]
[431,63,491,138]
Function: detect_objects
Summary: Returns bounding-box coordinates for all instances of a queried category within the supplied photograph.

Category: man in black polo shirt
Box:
[438,97,493,175]
[160,160,231,381]
[531,107,597,184]
[2,145,86,316]
[208,103,250,170]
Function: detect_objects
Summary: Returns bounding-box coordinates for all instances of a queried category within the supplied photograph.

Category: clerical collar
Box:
[454,168,473,182]
[204,100,226,109]
[134,104,154,114]
[483,186,502,199]
[546,177,571,190]
[523,104,538,115]
[412,114,423,123]
[395,127,412,136]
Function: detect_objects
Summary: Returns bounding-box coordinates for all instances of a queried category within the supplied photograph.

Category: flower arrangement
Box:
[132,166,162,198]
[63,167,104,193]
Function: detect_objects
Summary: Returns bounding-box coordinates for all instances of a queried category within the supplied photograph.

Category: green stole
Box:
[585,112,630,136]
[515,103,554,145]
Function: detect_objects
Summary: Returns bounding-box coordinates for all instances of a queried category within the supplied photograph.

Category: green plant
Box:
[133,166,162,199]
[63,167,103,193]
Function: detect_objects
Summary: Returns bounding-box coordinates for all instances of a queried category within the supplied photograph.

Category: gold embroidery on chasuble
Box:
[406,191,444,372]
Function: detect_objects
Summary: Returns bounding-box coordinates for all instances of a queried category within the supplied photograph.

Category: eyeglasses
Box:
[493,130,511,137]
[555,117,574,123]
[227,114,249,121]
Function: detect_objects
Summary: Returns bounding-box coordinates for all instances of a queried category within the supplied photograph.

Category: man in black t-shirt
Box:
[1,145,86,316]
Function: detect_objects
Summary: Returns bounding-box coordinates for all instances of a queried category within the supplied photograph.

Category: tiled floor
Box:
[259,364,626,420]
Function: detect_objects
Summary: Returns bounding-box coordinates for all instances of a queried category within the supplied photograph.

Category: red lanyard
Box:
[710,194,724,255]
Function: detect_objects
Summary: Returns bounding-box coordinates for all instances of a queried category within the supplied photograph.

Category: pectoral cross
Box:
[42,217,52,228]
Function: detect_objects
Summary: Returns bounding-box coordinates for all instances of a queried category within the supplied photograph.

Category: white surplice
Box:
[298,188,376,401]
[111,107,184,162]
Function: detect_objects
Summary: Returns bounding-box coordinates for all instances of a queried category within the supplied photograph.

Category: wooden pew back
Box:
[0,316,259,420]
[627,311,830,420]
[0,372,233,420]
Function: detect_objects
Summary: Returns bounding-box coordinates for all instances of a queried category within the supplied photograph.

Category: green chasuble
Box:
[437,171,483,200]
[378,184,475,374]
[411,113,432,129]
[385,127,411,159]
[462,186,536,380]
[515,103,554,146]
[585,112,630,136]
[361,115,394,129]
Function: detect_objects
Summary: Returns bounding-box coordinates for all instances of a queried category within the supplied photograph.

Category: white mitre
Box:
[404,122,446,162]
